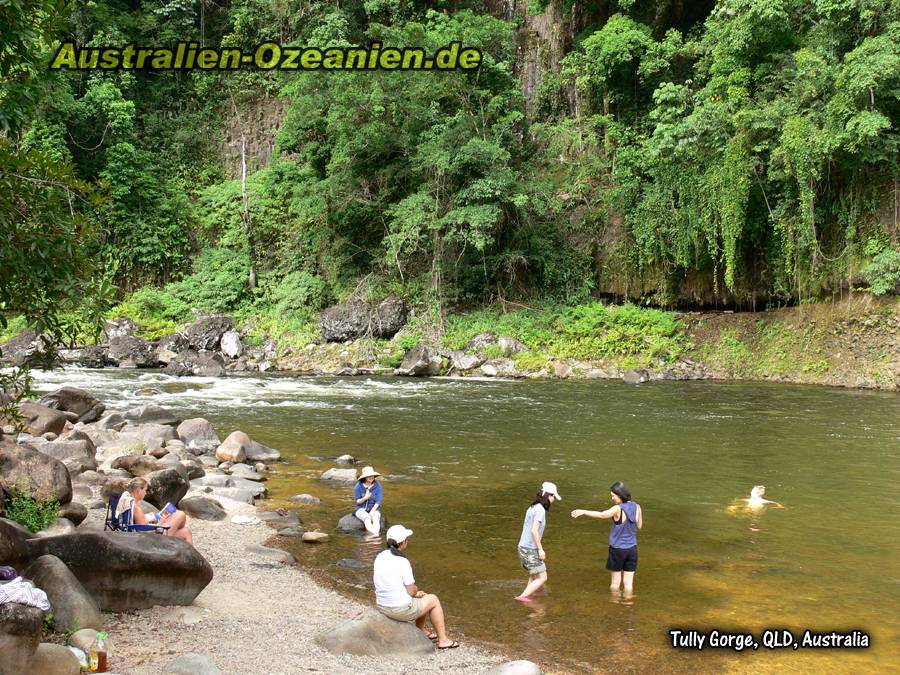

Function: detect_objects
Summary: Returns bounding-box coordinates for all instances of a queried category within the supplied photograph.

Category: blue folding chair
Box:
[104,493,170,533]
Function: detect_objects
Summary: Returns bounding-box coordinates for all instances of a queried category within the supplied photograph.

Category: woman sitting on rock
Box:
[119,477,194,545]
[353,466,383,535]
[373,525,459,649]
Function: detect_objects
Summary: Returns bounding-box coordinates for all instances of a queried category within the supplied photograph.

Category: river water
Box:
[26,368,900,673]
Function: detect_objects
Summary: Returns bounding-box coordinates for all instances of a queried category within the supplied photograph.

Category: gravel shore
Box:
[92,501,505,674]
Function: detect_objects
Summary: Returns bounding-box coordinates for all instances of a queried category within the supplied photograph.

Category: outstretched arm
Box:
[571,505,620,520]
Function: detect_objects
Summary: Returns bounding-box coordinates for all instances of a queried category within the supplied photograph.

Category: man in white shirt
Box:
[372,524,459,649]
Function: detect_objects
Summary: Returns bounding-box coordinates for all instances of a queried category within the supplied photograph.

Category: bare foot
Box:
[513,595,533,603]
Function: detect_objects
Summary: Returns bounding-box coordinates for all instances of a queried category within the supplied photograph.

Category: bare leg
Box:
[160,511,193,545]
[610,571,622,591]
[418,594,453,647]
[622,571,635,596]
[515,571,547,600]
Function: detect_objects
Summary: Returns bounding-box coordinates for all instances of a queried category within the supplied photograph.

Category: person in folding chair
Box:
[116,477,194,545]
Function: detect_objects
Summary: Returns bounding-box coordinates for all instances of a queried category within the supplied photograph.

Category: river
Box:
[26,368,900,673]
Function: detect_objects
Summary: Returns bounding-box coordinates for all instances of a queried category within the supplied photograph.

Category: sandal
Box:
[437,641,460,650]
[425,632,438,641]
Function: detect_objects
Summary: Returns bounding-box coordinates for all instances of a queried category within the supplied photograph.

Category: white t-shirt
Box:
[373,549,415,608]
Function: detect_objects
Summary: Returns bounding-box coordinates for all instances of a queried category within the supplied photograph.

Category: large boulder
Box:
[28,643,81,675]
[12,402,67,437]
[103,317,137,341]
[336,513,383,534]
[120,423,176,449]
[163,350,225,377]
[480,358,519,378]
[450,351,485,371]
[0,328,41,367]
[32,437,97,473]
[498,336,528,356]
[78,345,108,368]
[184,316,235,352]
[176,419,220,451]
[143,468,189,508]
[178,496,226,521]
[123,405,180,427]
[0,439,72,505]
[57,501,87,527]
[0,517,34,566]
[38,388,105,424]
[464,331,497,351]
[245,440,280,464]
[26,532,213,610]
[396,344,443,377]
[316,611,435,656]
[107,336,156,368]
[373,296,408,339]
[156,333,190,364]
[320,297,408,342]
[110,455,161,477]
[23,555,101,633]
[220,330,243,359]
[0,602,44,675]
[215,431,250,463]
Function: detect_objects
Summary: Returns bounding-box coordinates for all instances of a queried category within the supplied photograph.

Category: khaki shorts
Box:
[518,545,546,574]
[376,597,425,622]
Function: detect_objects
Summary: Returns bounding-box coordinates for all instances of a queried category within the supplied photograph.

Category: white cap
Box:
[386,524,414,544]
[541,481,562,501]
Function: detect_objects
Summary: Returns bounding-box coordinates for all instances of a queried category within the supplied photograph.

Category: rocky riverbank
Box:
[2,295,897,390]
[0,388,537,674]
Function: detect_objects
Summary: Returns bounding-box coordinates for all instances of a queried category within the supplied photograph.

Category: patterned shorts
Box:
[517,545,546,574]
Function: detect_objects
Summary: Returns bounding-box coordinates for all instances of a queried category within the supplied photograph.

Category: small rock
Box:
[289,494,321,505]
[302,531,329,543]
[276,526,306,537]
[167,653,222,675]
[320,468,357,483]
[245,544,296,564]
[335,454,355,465]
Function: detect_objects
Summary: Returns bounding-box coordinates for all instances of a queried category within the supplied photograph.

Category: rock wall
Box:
[220,95,287,178]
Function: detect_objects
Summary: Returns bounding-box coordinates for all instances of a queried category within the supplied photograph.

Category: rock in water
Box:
[23,555,101,633]
[289,493,321,505]
[301,531,329,543]
[622,368,650,385]
[320,468,357,483]
[107,336,156,368]
[336,513,383,534]
[0,603,44,675]
[215,430,251,463]
[167,653,222,675]
[38,387,105,424]
[123,404,181,427]
[316,611,435,655]
[26,532,213,611]
[396,344,443,376]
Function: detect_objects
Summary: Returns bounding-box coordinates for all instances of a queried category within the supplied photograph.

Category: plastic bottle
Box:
[88,631,108,672]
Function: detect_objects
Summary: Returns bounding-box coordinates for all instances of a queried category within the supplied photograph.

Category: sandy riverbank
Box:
[86,502,507,674]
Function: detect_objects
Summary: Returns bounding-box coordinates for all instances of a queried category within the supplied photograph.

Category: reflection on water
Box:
[25,368,900,673]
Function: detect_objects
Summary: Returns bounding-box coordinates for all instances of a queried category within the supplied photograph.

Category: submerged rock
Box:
[488,661,544,675]
[622,369,650,385]
[320,468,357,483]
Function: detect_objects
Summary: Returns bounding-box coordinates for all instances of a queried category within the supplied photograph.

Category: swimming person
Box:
[373,524,459,649]
[571,481,642,596]
[514,481,562,602]
[354,466,383,535]
[726,485,784,515]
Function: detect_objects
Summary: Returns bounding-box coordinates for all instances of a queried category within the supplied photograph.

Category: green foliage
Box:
[167,248,252,314]
[0,316,27,343]
[4,487,59,533]
[863,247,900,295]
[268,271,330,314]
[513,350,550,372]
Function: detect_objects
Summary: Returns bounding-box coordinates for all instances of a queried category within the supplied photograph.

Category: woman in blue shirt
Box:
[354,466,383,535]
[571,481,643,596]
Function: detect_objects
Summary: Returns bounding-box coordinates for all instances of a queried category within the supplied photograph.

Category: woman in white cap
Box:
[353,466,383,535]
[373,524,459,649]
[514,481,561,602]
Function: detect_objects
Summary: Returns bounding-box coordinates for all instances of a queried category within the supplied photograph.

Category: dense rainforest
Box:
[1,0,899,355]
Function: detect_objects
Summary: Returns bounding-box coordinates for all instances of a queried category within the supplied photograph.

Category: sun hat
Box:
[541,481,562,500]
[357,466,381,481]
[386,524,413,544]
